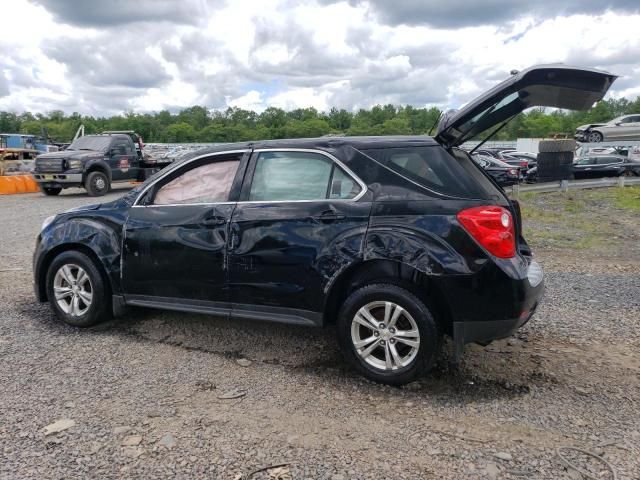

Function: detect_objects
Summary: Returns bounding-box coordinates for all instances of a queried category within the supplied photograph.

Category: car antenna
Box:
[427,111,443,136]
[469,114,518,154]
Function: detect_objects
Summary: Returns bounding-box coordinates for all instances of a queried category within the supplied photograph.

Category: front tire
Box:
[85,171,110,197]
[43,187,62,196]
[586,130,603,143]
[337,284,441,386]
[46,251,111,327]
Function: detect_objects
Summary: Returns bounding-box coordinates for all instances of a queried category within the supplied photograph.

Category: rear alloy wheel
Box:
[351,301,420,371]
[46,251,110,327]
[85,171,110,197]
[586,131,603,143]
[337,284,441,385]
[43,187,62,196]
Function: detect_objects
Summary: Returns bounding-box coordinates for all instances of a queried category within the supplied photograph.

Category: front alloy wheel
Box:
[587,131,603,143]
[351,301,420,371]
[53,264,93,316]
[46,250,110,327]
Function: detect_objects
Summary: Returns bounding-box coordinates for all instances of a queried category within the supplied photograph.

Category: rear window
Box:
[360,146,502,199]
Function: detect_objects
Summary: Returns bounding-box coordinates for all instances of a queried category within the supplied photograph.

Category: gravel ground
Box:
[0,186,638,479]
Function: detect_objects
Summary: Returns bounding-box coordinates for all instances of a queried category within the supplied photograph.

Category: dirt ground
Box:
[0,185,638,479]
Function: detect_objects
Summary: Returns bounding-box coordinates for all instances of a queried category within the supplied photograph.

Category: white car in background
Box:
[575,114,640,143]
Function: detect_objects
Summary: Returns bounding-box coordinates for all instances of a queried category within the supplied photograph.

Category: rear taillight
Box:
[520,161,528,168]
[509,168,518,175]
[457,206,516,258]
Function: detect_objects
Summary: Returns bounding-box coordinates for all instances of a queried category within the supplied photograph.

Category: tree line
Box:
[1,96,639,144]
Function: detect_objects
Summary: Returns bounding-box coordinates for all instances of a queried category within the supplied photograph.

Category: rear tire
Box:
[85,171,110,197]
[337,284,441,386]
[46,251,111,327]
[43,187,62,196]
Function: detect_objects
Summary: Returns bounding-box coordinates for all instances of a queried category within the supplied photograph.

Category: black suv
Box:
[33,65,615,384]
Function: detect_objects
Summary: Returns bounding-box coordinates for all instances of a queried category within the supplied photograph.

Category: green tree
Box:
[163,122,196,142]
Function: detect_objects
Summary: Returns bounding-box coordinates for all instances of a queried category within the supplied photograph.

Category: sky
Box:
[0,0,639,116]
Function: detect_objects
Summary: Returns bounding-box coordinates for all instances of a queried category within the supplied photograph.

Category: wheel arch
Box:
[323,259,453,334]
[83,161,112,183]
[38,243,113,303]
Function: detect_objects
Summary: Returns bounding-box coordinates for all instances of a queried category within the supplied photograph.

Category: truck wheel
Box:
[85,171,110,197]
[43,187,62,196]
[336,284,441,386]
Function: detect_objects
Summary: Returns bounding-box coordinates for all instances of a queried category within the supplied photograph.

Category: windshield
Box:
[68,136,112,152]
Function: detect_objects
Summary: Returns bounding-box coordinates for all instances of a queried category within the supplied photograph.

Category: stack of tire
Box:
[537,139,576,182]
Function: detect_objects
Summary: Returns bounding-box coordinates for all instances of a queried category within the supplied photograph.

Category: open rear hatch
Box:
[435,64,617,148]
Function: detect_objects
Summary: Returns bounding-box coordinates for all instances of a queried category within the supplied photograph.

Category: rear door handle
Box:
[313,209,346,222]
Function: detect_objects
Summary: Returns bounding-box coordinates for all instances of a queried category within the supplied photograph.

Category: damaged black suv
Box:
[34,65,616,385]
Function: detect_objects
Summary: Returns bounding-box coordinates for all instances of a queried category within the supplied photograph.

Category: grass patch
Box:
[612,186,640,212]
[514,186,640,251]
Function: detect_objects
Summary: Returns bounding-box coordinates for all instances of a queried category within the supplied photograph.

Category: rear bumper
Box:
[443,259,544,360]
[454,304,538,346]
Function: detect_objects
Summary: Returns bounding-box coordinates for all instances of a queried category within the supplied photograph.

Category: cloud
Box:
[0,72,9,97]
[44,32,171,89]
[338,0,640,28]
[29,0,210,27]
[1,0,639,116]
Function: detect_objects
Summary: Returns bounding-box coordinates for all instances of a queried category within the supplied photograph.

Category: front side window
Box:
[153,159,239,205]
[248,151,361,201]
[113,141,132,155]
[576,157,596,165]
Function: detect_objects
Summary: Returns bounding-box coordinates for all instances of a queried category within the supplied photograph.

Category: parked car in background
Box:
[475,148,530,172]
[472,154,520,186]
[524,166,538,183]
[474,148,515,159]
[574,114,640,143]
[506,151,538,168]
[0,148,39,175]
[501,154,532,172]
[34,64,616,385]
[572,155,640,179]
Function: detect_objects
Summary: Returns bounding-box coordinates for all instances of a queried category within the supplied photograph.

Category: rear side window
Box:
[596,157,620,165]
[248,151,361,201]
[361,146,501,199]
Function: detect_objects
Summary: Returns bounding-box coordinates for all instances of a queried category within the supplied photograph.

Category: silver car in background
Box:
[575,114,640,142]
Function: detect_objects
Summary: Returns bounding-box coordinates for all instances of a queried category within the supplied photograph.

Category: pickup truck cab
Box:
[32,133,156,196]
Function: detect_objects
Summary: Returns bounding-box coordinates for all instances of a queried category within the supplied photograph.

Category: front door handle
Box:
[229,223,240,250]
[201,215,226,226]
[313,209,346,222]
